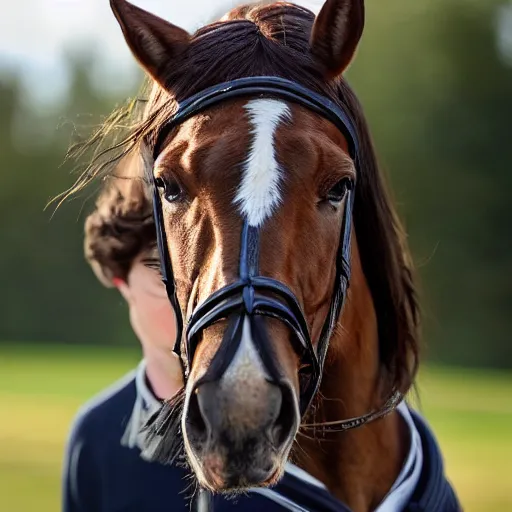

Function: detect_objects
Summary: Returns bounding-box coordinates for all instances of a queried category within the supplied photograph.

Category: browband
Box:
[153,76,359,160]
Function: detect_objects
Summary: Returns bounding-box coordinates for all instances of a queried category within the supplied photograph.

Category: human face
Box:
[116,260,176,352]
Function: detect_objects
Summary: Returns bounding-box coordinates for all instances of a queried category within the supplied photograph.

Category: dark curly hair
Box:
[84,153,157,286]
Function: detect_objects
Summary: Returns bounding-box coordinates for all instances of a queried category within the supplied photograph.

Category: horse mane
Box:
[65,1,419,393]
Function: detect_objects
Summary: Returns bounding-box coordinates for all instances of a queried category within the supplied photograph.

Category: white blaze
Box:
[223,317,270,384]
[235,99,291,227]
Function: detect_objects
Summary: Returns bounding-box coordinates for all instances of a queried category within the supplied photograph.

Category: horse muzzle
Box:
[182,315,300,490]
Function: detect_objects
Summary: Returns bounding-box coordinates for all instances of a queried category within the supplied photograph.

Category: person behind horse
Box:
[62,145,458,512]
[63,1,461,511]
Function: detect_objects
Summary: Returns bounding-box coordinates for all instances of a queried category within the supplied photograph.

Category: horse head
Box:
[109,0,419,503]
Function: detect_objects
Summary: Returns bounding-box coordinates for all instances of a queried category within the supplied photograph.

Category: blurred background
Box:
[1,0,511,510]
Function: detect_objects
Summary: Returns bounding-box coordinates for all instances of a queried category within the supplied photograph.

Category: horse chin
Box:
[182,426,293,493]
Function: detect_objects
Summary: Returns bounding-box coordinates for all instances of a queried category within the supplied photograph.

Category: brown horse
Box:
[78,0,423,510]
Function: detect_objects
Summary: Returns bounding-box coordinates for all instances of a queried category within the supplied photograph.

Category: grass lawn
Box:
[1,343,511,511]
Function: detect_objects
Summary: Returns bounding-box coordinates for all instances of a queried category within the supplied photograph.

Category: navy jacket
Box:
[62,371,461,512]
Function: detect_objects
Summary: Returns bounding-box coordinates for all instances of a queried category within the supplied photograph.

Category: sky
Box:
[0,0,323,104]
[2,0,511,105]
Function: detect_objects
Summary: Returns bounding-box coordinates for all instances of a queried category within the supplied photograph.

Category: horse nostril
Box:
[271,384,297,447]
[186,386,209,442]
[195,381,223,434]
[188,381,230,443]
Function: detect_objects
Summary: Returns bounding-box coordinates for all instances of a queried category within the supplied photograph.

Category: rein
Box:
[301,389,403,433]
[150,76,402,427]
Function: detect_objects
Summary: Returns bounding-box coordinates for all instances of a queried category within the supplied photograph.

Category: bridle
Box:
[150,76,402,428]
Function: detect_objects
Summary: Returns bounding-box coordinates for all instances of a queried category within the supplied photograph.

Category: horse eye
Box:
[326,177,352,206]
[155,176,183,203]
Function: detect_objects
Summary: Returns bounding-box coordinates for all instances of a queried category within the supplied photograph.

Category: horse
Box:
[68,0,458,510]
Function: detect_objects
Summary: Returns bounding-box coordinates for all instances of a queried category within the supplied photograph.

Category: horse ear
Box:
[310,0,365,79]
[110,0,190,88]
